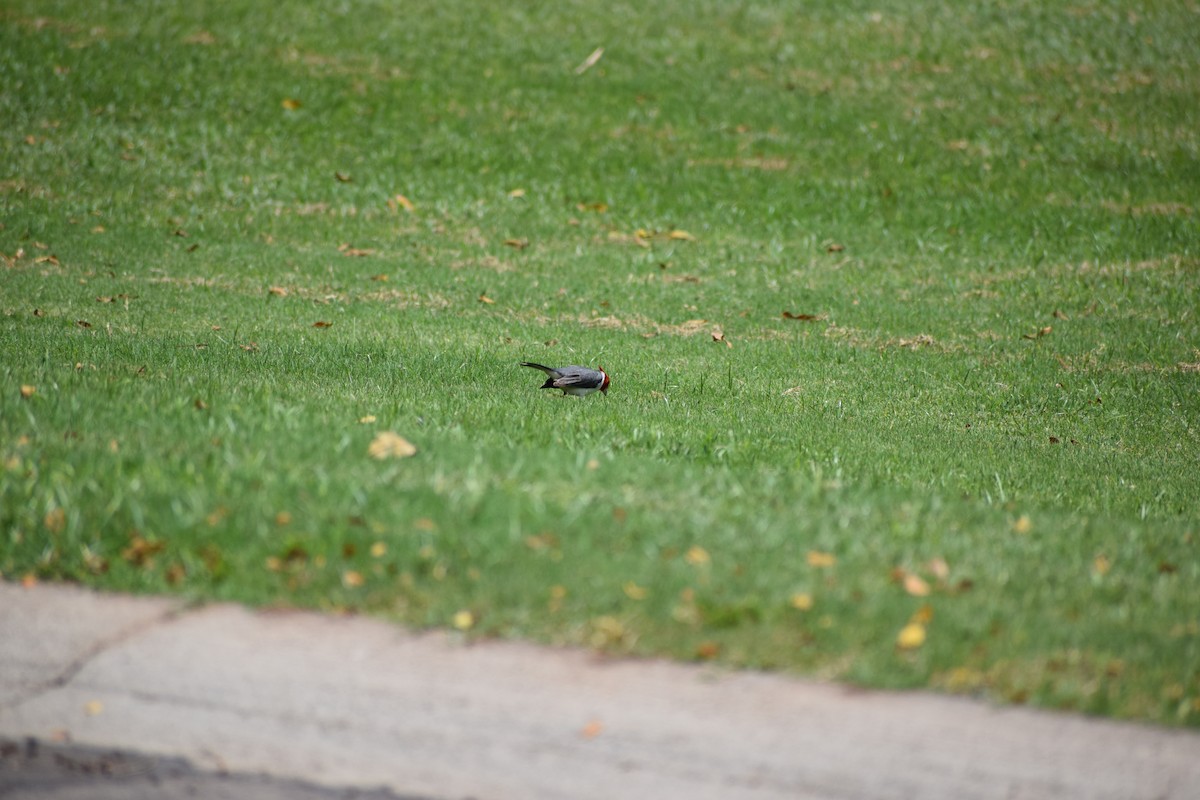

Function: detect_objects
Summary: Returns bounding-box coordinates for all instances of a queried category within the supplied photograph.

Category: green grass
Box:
[3,0,1199,725]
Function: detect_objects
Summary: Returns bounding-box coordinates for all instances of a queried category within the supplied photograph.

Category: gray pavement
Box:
[1,581,1198,800]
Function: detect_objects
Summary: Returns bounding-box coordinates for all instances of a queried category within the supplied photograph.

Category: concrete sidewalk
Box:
[1,581,1198,799]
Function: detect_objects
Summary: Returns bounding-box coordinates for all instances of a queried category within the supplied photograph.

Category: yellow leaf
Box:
[342,570,364,588]
[1013,514,1032,534]
[684,545,710,566]
[668,229,695,241]
[790,592,814,611]
[83,700,104,716]
[358,415,377,424]
[20,385,36,399]
[452,610,474,630]
[806,550,836,568]
[903,573,931,597]
[370,541,387,558]
[1093,554,1111,576]
[368,431,417,460]
[274,511,292,526]
[623,581,647,600]
[394,194,415,212]
[478,293,495,304]
[508,188,526,198]
[927,557,950,580]
[281,98,302,110]
[896,622,927,650]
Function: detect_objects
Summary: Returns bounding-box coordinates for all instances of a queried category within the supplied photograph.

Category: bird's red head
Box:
[599,367,610,394]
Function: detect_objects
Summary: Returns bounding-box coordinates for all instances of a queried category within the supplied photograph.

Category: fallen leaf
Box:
[274,511,292,526]
[1093,554,1112,576]
[368,431,418,460]
[580,719,604,738]
[711,328,732,348]
[342,570,365,588]
[370,541,387,558]
[281,98,302,110]
[414,517,436,531]
[503,238,529,250]
[44,508,65,533]
[20,385,36,399]
[268,286,288,297]
[1022,326,1053,340]
[334,171,352,183]
[896,622,927,650]
[508,188,526,198]
[358,415,377,424]
[452,610,475,630]
[20,573,38,588]
[782,311,820,321]
[790,592,814,611]
[695,641,721,659]
[576,201,608,213]
[478,293,495,304]
[83,700,104,716]
[312,320,333,328]
[806,550,836,568]
[909,603,935,625]
[903,572,932,597]
[194,398,208,410]
[394,194,415,212]
[685,545,711,566]
[927,558,950,580]
[338,244,375,257]
[1049,435,1060,444]
[121,533,165,566]
[623,581,648,600]
[76,319,92,328]
[1013,515,1032,534]
[668,229,696,241]
[825,242,845,253]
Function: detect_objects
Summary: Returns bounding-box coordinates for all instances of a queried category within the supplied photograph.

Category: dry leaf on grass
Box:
[368,432,417,460]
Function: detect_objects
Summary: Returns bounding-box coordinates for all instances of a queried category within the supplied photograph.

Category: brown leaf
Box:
[695,641,721,660]
[268,286,288,297]
[825,242,845,253]
[1022,326,1052,340]
[711,328,732,347]
[76,320,92,328]
[281,98,302,110]
[194,398,208,410]
[782,311,820,321]
[334,171,352,183]
[172,228,188,238]
[338,244,375,257]
[44,508,66,533]
[312,321,333,328]
[503,238,529,250]
[121,533,165,566]
[668,229,696,241]
[393,194,415,212]
[478,293,496,304]
[342,570,365,588]
[20,385,36,399]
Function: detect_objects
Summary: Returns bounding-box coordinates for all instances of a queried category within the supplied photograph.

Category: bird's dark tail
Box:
[520,362,553,374]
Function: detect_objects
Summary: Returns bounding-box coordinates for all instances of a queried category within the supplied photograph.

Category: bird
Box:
[520,362,610,397]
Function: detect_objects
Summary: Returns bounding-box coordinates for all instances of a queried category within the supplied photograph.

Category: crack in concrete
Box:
[0,603,191,713]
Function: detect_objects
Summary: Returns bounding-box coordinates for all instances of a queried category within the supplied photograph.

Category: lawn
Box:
[2,0,1198,725]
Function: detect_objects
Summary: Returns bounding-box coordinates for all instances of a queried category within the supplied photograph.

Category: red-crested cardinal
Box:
[520,362,610,396]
